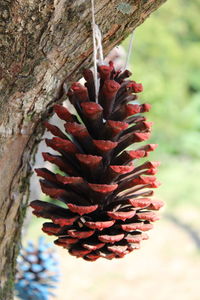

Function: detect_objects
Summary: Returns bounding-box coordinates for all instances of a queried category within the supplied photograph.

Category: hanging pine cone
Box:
[15,237,59,300]
[30,62,164,261]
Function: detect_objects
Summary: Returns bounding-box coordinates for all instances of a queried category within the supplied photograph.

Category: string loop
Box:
[91,0,104,102]
[123,30,134,71]
[91,0,134,101]
[91,0,98,102]
[94,24,104,65]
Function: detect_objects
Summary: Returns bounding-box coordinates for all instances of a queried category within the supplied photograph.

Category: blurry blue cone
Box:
[15,237,60,300]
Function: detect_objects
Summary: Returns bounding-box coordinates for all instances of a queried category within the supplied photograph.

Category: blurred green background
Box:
[123,0,200,224]
[20,1,200,300]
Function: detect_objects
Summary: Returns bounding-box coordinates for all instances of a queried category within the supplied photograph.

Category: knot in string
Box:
[91,0,135,101]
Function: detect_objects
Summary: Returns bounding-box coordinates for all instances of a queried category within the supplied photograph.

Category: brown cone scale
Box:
[30,62,164,261]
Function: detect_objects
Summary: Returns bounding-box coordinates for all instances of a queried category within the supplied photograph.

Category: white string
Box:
[91,0,98,102]
[123,30,135,71]
[95,24,104,65]
[91,0,134,102]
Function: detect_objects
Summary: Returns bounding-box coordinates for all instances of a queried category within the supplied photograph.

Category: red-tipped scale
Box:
[108,244,128,255]
[71,82,89,102]
[127,81,143,93]
[44,122,66,139]
[30,61,163,261]
[140,103,151,112]
[129,198,151,208]
[98,233,124,243]
[42,223,61,235]
[81,102,103,118]
[55,237,78,245]
[56,174,84,185]
[69,247,91,257]
[68,229,95,239]
[98,64,113,80]
[126,104,141,116]
[54,104,74,122]
[51,215,77,227]
[76,154,102,166]
[136,211,160,222]
[67,203,98,215]
[125,233,148,243]
[64,122,89,137]
[148,199,164,210]
[46,137,78,154]
[107,120,129,134]
[107,210,136,221]
[121,222,153,232]
[109,165,134,175]
[85,220,116,230]
[83,242,105,251]
[93,140,118,152]
[35,168,57,183]
[88,183,118,194]
[99,80,121,118]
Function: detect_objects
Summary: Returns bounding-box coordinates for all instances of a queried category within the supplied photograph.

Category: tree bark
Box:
[0,0,166,298]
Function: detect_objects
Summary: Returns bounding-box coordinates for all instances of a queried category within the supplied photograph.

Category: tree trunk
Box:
[0,0,166,298]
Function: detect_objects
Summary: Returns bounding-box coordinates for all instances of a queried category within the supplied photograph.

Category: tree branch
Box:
[0,0,167,298]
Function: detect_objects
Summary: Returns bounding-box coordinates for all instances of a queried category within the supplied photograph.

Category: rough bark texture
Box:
[0,0,166,298]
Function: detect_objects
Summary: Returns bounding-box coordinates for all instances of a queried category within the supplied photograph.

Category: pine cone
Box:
[30,62,164,261]
[15,237,59,300]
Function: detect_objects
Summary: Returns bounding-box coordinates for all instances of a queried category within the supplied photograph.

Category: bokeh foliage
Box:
[123,0,200,214]
[124,0,200,158]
